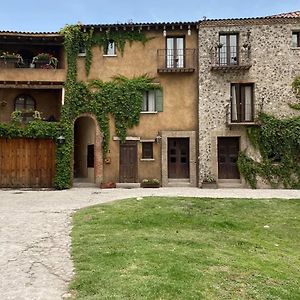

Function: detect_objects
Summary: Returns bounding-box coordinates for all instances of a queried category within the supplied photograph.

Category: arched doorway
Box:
[73,115,103,185]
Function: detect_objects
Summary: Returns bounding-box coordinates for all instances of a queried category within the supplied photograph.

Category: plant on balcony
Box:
[32,53,58,69]
[141,178,160,188]
[0,51,23,64]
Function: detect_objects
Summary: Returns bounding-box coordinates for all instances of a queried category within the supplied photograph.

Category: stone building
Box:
[198,11,300,188]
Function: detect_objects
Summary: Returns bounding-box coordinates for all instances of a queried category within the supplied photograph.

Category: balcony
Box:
[157,49,197,73]
[0,57,66,83]
[211,45,252,71]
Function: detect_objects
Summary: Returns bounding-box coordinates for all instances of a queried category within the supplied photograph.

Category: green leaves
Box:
[239,113,300,189]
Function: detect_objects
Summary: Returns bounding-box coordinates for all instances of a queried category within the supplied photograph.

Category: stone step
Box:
[116,183,141,189]
[217,179,243,188]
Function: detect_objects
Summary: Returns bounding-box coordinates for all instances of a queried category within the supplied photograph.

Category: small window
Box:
[141,89,163,113]
[231,83,254,123]
[142,142,153,159]
[14,94,36,123]
[142,90,156,112]
[78,42,86,56]
[292,32,300,47]
[105,40,116,55]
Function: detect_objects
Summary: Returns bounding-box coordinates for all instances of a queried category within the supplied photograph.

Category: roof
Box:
[268,11,300,18]
[200,10,300,26]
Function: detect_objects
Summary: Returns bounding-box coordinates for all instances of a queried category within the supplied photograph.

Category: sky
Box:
[0,0,299,32]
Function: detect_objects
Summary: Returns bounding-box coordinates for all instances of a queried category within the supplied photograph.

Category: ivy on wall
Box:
[237,112,300,189]
[0,24,157,189]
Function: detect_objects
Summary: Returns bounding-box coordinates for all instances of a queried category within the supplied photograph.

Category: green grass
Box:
[70,197,300,299]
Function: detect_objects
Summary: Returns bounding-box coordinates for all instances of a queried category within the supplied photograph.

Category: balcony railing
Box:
[211,45,251,71]
[157,49,196,73]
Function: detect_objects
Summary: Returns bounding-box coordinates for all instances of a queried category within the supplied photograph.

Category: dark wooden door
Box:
[218,137,240,179]
[119,141,138,183]
[168,138,189,178]
[0,138,55,188]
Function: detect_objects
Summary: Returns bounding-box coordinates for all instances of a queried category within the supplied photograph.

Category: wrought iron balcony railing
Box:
[211,45,251,71]
[157,49,197,73]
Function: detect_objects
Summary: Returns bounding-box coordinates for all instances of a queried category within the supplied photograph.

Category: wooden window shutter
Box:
[155,89,163,112]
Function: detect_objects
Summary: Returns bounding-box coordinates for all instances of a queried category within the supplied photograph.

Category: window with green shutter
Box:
[141,89,163,113]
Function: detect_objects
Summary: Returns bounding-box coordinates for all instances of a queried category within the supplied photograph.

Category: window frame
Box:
[141,142,154,159]
[104,40,116,56]
[292,32,300,48]
[165,36,186,68]
[14,94,36,123]
[141,90,156,113]
[219,33,239,66]
[230,83,254,123]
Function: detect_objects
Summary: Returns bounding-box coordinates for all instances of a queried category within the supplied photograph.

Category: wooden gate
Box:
[0,138,55,188]
[119,141,138,183]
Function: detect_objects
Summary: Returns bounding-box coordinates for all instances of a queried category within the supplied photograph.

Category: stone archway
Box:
[73,114,103,186]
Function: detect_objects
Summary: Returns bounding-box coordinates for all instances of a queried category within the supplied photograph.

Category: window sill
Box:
[103,54,117,57]
[78,53,86,57]
[291,47,300,50]
[140,158,155,162]
[227,121,256,126]
[140,111,158,114]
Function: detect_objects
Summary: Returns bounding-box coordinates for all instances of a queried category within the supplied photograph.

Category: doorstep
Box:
[116,183,141,189]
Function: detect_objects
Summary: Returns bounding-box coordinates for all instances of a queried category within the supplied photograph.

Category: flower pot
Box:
[34,60,51,69]
[0,57,18,68]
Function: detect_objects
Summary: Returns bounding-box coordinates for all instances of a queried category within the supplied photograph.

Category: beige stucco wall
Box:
[0,88,62,122]
[198,20,300,187]
[75,29,199,184]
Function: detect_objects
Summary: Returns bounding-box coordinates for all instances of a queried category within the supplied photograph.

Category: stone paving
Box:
[0,187,299,300]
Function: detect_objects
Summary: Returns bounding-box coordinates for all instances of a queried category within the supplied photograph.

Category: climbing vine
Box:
[55,24,157,188]
[0,24,157,189]
[237,113,300,189]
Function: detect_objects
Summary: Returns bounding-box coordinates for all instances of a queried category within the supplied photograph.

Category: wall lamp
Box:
[57,135,66,145]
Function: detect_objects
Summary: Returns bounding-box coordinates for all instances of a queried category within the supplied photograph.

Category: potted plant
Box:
[141,178,160,188]
[202,175,217,189]
[0,51,23,68]
[32,53,58,69]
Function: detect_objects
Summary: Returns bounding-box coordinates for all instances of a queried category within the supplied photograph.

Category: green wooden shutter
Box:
[155,89,163,112]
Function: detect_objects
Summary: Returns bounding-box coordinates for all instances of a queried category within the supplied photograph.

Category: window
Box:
[14,94,36,123]
[231,83,254,123]
[166,37,185,68]
[78,42,86,56]
[142,142,153,159]
[292,32,300,47]
[141,89,163,112]
[105,40,116,55]
[219,33,238,65]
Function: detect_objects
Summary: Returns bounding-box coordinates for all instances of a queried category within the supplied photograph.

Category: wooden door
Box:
[119,141,138,183]
[217,137,240,179]
[168,138,189,178]
[0,138,55,188]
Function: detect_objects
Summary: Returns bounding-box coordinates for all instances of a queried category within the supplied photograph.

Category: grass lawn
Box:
[70,197,300,299]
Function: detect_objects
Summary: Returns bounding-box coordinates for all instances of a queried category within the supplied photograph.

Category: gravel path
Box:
[0,187,299,300]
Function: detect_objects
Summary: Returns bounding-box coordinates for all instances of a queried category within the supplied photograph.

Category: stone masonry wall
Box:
[198,20,300,186]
